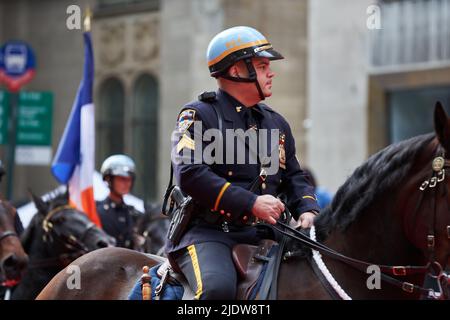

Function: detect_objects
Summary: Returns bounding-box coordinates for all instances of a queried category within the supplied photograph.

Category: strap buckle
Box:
[427,235,435,249]
[402,282,414,293]
[393,266,407,276]
[429,177,437,188]
[419,180,429,191]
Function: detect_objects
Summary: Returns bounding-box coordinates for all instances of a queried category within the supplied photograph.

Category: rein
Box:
[273,221,433,297]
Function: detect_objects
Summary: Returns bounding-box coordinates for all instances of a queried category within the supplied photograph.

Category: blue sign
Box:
[0,41,36,92]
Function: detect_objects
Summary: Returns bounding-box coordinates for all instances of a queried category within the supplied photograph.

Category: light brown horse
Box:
[37,103,450,300]
[0,199,28,288]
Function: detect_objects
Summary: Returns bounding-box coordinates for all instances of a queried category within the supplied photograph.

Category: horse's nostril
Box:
[97,240,108,248]
[2,254,18,268]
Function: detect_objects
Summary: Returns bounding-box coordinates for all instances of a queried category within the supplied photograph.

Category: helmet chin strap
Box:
[220,58,265,101]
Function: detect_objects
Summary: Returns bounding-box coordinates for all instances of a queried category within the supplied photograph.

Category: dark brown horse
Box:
[37,103,450,300]
[0,199,28,289]
[11,192,115,300]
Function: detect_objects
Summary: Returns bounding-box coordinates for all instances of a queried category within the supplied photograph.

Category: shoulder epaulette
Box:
[198,91,217,103]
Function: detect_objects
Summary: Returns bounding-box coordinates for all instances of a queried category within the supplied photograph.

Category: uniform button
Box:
[261,183,266,190]
[226,213,231,218]
[228,171,233,176]
[242,215,248,221]
[103,204,109,210]
[220,210,225,215]
[280,179,282,183]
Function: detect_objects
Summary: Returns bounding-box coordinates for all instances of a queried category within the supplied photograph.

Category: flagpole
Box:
[51,6,101,226]
[84,7,91,32]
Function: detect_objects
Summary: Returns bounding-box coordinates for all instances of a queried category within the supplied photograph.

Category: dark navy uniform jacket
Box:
[97,197,135,248]
[166,89,320,253]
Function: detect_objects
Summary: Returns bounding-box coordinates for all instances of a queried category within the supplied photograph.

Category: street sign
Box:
[15,91,53,165]
[0,90,9,144]
[0,41,36,92]
[0,90,53,165]
[17,91,53,146]
[0,91,53,146]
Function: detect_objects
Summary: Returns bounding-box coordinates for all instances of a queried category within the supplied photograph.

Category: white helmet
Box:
[100,154,136,181]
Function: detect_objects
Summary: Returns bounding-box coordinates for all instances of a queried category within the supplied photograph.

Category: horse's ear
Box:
[434,101,450,153]
[64,184,70,203]
[28,189,48,215]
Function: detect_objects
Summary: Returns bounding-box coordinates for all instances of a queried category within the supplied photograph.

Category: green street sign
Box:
[17,91,53,146]
[0,91,9,145]
[0,90,53,146]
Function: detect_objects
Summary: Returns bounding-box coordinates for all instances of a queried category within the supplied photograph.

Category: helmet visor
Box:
[255,47,284,61]
[110,166,135,178]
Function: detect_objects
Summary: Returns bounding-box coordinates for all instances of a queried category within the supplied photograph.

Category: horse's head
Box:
[309,102,450,299]
[0,200,28,285]
[424,103,449,297]
[387,102,450,298]
[25,191,115,267]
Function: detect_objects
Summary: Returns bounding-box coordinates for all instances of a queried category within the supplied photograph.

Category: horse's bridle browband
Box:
[29,205,94,269]
[274,150,450,299]
[42,205,93,253]
[0,230,19,243]
[0,201,20,243]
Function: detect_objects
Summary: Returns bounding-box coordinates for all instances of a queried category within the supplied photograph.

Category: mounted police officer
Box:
[97,154,137,249]
[166,26,320,300]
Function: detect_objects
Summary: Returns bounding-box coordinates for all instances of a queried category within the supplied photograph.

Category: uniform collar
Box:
[217,89,264,123]
[106,196,126,209]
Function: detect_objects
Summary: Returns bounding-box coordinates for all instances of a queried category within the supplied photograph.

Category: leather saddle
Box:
[149,239,278,300]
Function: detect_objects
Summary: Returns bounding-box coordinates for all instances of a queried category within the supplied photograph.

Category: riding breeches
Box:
[171,241,237,300]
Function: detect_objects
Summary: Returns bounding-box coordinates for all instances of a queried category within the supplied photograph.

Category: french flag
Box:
[51,32,101,227]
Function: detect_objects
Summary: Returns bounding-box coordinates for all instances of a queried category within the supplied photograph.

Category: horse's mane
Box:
[314,133,435,240]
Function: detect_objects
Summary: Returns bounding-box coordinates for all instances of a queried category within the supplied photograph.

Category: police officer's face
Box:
[233,57,275,98]
[253,57,275,98]
[111,176,132,196]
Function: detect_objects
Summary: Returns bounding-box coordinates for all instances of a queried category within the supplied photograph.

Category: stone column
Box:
[158,0,222,199]
[307,0,372,191]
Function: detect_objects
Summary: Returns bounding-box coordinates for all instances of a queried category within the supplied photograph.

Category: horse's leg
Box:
[36,247,161,300]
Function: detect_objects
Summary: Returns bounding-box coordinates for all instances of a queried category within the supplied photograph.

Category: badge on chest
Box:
[279,133,286,169]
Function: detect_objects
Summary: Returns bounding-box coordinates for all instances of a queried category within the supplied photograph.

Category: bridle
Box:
[273,148,450,299]
[413,149,450,297]
[0,202,20,244]
[28,205,95,269]
[0,201,21,288]
[0,230,19,243]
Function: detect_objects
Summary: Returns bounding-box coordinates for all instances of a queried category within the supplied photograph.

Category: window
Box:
[132,74,158,201]
[96,77,125,169]
[370,0,450,67]
[388,86,450,143]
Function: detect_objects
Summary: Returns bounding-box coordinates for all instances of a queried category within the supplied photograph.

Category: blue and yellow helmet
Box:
[207,26,284,77]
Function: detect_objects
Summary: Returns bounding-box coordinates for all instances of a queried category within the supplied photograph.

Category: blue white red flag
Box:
[51,32,101,227]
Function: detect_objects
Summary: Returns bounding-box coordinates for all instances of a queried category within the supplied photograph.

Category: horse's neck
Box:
[318,195,424,299]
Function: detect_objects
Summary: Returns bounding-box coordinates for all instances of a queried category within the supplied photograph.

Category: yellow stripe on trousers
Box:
[187,245,203,300]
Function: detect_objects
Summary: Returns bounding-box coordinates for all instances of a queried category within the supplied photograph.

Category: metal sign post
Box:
[6,92,18,199]
[0,41,36,200]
